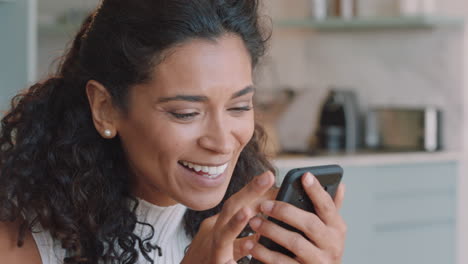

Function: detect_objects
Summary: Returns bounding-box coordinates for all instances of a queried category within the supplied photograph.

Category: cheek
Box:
[234,116,255,149]
[149,124,194,156]
[119,116,185,164]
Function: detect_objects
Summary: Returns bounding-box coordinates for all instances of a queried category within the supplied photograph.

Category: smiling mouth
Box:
[178,160,228,179]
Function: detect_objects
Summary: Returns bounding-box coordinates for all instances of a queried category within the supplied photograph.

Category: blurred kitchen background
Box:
[2,0,468,263]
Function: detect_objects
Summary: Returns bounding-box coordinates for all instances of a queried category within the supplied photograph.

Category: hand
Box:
[181,171,276,264]
[245,172,347,264]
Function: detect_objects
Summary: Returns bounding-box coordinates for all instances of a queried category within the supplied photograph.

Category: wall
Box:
[37,0,97,22]
[257,0,465,152]
[37,29,75,79]
[0,0,36,111]
[36,0,97,79]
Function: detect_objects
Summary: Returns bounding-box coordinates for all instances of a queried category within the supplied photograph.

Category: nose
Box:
[198,114,234,155]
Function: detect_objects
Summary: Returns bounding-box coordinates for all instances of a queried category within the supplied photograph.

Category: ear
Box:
[86,80,119,138]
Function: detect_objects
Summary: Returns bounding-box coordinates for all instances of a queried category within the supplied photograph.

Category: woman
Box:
[0,0,346,263]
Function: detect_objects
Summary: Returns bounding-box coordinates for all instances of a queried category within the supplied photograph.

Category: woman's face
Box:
[116,35,255,210]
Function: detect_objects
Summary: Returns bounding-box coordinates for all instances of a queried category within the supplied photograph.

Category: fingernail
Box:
[261,200,274,213]
[249,217,262,229]
[256,173,270,187]
[244,240,255,251]
[236,210,246,222]
[303,172,314,187]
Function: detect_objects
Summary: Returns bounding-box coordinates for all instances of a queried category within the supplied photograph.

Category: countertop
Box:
[273,151,461,168]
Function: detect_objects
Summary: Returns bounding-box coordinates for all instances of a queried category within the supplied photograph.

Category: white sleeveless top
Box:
[31,199,192,264]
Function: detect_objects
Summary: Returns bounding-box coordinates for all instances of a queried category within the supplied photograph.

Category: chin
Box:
[180,192,226,211]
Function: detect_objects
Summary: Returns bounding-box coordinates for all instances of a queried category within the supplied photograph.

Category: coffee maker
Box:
[316,89,360,153]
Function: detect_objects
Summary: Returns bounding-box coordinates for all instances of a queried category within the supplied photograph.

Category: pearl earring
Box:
[104,129,112,138]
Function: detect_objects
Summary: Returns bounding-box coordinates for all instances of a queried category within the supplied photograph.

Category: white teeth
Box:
[208,167,217,174]
[222,164,228,173]
[181,161,229,176]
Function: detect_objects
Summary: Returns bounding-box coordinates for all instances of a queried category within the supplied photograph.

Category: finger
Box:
[334,183,346,210]
[234,235,259,260]
[258,200,328,247]
[248,240,300,264]
[265,186,279,202]
[302,172,340,226]
[249,217,322,261]
[216,207,255,249]
[216,170,275,227]
[225,260,237,264]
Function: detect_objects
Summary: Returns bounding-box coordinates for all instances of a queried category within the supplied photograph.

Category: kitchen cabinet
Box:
[0,0,36,111]
[274,152,458,264]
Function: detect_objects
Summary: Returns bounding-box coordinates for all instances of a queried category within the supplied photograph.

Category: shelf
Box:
[275,16,465,31]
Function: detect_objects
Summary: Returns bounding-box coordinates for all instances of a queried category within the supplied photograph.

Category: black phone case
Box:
[249,165,343,264]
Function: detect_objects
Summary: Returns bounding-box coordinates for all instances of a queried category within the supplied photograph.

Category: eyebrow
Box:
[156,85,255,103]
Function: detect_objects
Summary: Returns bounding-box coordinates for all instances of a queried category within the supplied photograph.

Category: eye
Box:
[228,106,253,112]
[170,112,199,120]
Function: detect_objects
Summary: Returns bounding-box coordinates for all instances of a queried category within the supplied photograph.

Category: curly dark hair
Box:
[0,0,273,263]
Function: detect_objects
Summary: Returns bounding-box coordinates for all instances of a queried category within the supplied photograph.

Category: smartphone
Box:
[249,165,343,264]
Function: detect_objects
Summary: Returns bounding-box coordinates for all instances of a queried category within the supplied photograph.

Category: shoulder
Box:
[0,220,42,264]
